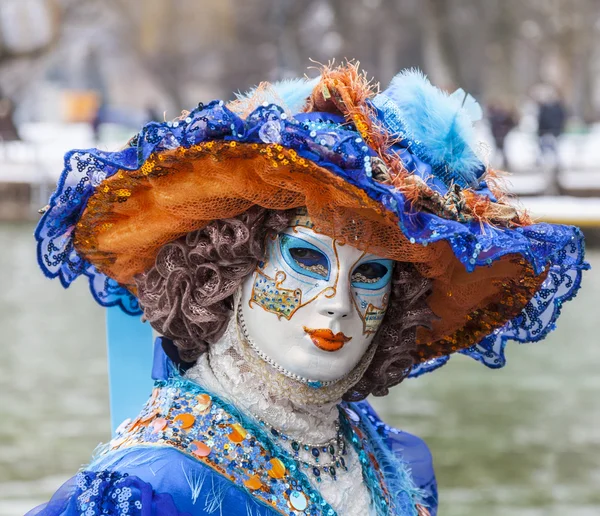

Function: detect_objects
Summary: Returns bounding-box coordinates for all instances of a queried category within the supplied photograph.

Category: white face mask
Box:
[240,218,393,384]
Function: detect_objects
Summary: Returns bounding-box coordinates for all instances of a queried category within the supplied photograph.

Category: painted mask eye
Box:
[289,248,328,274]
[351,260,393,290]
[280,234,330,280]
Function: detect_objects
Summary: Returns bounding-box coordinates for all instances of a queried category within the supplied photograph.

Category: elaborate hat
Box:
[36,63,588,376]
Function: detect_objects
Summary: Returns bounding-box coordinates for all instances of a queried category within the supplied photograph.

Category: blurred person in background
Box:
[534,84,567,166]
[0,88,20,142]
[487,99,517,171]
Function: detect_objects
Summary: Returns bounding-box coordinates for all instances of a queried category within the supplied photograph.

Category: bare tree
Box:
[3,0,600,122]
[0,0,60,97]
[420,0,460,88]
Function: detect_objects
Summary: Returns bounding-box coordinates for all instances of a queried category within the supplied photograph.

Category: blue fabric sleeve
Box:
[25,470,190,516]
[26,447,279,516]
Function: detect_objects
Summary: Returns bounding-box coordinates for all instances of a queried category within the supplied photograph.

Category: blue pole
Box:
[105,306,154,435]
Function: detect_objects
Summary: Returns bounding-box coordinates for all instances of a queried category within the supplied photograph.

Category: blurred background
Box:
[1,0,599,515]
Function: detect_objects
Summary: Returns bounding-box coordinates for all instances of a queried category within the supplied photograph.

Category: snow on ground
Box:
[2,122,600,184]
[0,122,130,184]
[514,196,600,225]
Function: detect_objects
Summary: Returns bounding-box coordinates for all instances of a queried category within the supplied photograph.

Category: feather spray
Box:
[376,69,484,189]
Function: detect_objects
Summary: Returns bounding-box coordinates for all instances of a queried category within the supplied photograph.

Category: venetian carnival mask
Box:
[240,212,393,385]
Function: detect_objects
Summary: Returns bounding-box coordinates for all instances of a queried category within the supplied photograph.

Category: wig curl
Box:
[135,207,435,400]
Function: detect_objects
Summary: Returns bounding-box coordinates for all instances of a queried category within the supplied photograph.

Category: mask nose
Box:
[317,286,353,320]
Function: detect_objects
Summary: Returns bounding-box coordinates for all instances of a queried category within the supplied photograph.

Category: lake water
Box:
[1,222,599,516]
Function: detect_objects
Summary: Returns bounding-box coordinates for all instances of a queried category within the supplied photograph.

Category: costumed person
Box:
[31,63,587,516]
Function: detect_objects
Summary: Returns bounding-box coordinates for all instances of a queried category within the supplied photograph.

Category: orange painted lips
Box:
[303,327,352,352]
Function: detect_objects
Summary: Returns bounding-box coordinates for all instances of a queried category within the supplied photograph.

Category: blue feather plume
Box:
[378,69,484,188]
[236,76,319,114]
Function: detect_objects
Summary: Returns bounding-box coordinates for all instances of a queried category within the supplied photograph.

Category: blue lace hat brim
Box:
[35,71,589,376]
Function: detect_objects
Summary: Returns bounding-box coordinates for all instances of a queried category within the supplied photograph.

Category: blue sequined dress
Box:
[28,347,437,516]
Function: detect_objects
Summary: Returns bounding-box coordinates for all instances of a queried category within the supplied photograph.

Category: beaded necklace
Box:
[258,417,349,482]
